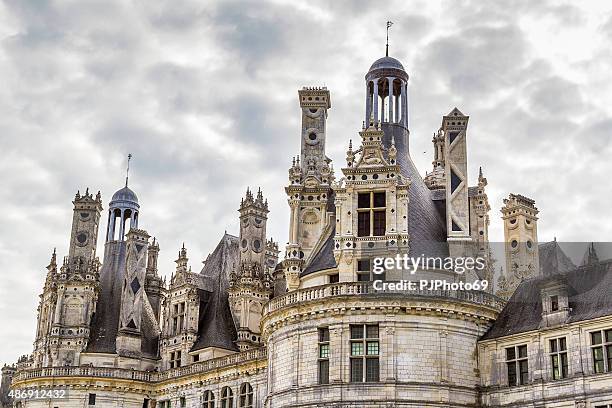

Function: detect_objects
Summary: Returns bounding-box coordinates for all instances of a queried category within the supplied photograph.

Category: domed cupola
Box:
[105,155,140,242]
[364,36,409,129]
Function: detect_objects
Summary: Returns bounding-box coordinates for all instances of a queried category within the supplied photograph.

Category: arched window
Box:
[220,387,233,408]
[203,390,215,408]
[238,383,253,408]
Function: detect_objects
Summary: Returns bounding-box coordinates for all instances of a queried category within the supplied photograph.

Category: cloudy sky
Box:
[1,0,611,365]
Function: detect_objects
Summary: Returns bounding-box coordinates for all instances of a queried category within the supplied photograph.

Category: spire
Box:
[125,153,132,187]
[386,21,393,57]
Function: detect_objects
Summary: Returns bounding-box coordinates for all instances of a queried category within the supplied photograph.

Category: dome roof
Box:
[111,186,138,204]
[368,56,405,72]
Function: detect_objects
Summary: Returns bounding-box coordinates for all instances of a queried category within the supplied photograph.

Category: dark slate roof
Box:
[382,123,448,259]
[369,56,405,72]
[539,240,576,276]
[87,241,127,354]
[86,241,159,358]
[302,226,336,276]
[111,186,138,204]
[190,234,239,352]
[481,260,612,340]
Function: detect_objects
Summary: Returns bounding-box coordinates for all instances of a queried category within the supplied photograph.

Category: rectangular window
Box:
[170,351,182,368]
[591,329,612,373]
[349,324,379,382]
[329,273,339,283]
[357,259,371,281]
[180,397,185,408]
[88,393,96,405]
[506,344,528,386]
[192,354,199,363]
[171,302,186,335]
[551,295,559,312]
[357,192,386,237]
[318,327,330,384]
[550,337,568,379]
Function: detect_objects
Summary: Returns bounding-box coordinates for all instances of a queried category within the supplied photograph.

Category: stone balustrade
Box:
[12,348,267,384]
[263,281,505,314]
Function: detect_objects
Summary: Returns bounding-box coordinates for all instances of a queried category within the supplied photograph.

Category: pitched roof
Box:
[302,226,336,276]
[86,241,128,355]
[190,234,239,352]
[539,240,576,276]
[481,259,612,340]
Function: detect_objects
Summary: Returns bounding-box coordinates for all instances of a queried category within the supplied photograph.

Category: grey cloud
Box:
[1,0,612,366]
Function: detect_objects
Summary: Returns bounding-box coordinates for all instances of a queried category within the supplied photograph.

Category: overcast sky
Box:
[0,0,611,365]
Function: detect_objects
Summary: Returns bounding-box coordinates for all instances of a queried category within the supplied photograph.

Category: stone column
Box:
[365,81,371,125]
[329,324,343,383]
[401,82,407,127]
[387,77,394,124]
[373,80,379,124]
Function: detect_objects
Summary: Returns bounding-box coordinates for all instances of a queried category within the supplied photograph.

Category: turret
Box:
[497,193,539,299]
[229,188,273,350]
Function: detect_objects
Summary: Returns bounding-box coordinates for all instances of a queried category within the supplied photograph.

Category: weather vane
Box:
[386,21,393,57]
[125,153,132,187]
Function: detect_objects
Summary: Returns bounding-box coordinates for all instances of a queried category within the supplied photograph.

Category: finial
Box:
[125,153,132,187]
[391,134,396,146]
[348,139,353,150]
[292,156,295,166]
[479,166,483,178]
[386,21,393,57]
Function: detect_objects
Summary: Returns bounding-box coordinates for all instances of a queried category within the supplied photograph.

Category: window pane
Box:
[350,325,364,339]
[519,360,529,384]
[507,362,517,386]
[366,325,379,339]
[593,347,604,373]
[350,358,363,382]
[551,295,559,311]
[506,347,515,361]
[319,344,329,358]
[357,212,370,237]
[373,210,386,236]
[358,193,370,208]
[329,273,339,283]
[552,355,560,380]
[607,345,612,372]
[606,329,612,343]
[592,331,603,345]
[357,259,370,272]
[365,358,380,382]
[366,341,379,355]
[518,345,527,358]
[560,337,566,351]
[373,192,386,208]
[319,328,329,342]
[318,360,329,384]
[351,342,364,356]
[561,353,568,378]
[550,339,557,353]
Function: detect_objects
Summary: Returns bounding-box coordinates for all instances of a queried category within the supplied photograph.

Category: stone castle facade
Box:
[4,53,612,408]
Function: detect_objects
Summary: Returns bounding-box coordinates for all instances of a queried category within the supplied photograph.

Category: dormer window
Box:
[357,192,386,237]
[551,295,559,312]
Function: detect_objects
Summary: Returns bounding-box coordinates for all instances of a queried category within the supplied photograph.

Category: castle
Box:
[4,52,612,408]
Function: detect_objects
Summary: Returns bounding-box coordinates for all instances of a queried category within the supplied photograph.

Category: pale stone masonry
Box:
[5,51,612,408]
